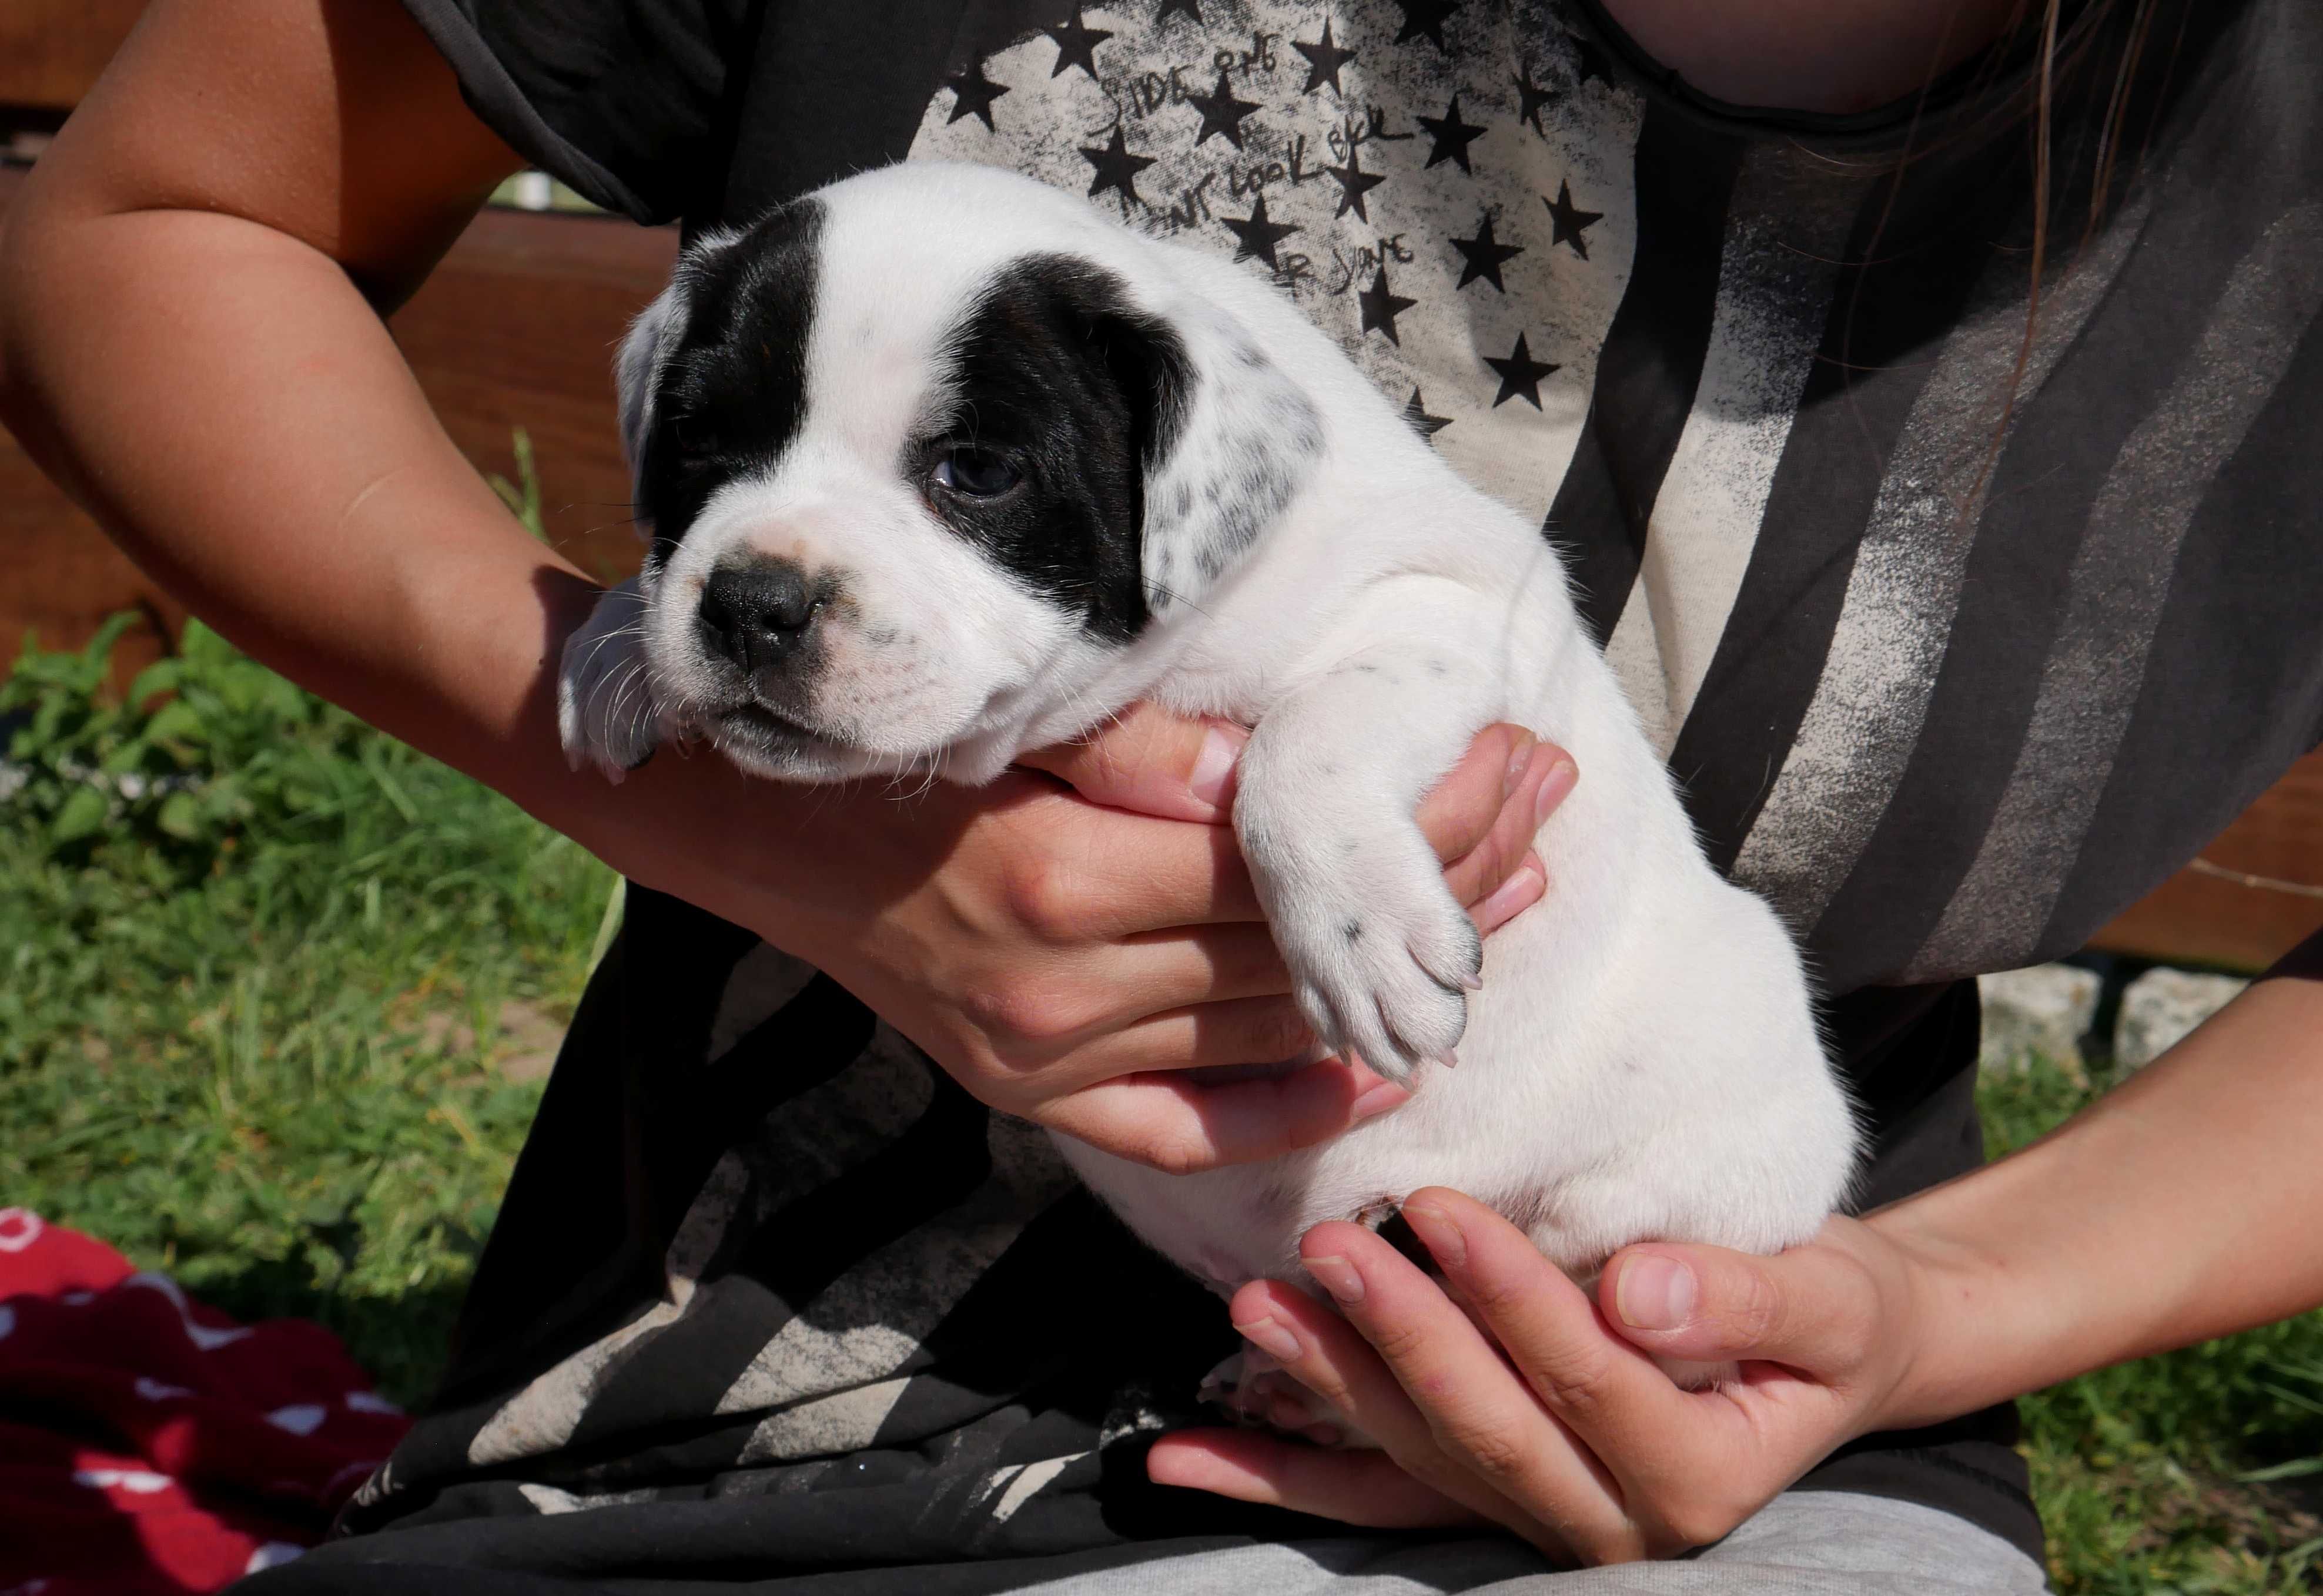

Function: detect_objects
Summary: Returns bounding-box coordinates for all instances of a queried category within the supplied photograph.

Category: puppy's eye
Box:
[669,415,722,460]
[931,447,1020,498]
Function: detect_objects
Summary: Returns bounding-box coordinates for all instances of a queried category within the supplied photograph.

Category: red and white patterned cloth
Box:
[0,1208,410,1595]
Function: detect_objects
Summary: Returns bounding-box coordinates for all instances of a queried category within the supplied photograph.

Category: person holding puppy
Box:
[4,0,2319,1591]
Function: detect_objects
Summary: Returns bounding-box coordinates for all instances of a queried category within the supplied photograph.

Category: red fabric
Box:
[0,1209,411,1595]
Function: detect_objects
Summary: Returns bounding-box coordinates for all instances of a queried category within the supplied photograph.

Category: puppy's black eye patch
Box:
[930,445,1022,499]
[668,414,726,461]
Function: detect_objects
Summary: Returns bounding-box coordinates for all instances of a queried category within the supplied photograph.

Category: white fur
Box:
[561,163,1859,1302]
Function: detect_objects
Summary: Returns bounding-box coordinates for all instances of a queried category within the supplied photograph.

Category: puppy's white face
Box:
[607,164,1322,786]
[594,165,1310,785]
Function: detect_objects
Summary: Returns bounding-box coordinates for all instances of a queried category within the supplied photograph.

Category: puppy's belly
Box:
[1053,870,1853,1297]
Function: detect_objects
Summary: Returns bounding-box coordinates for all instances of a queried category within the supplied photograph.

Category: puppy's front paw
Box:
[557,578,664,783]
[1252,821,1479,1085]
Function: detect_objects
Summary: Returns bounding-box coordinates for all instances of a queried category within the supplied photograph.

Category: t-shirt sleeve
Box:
[398,0,748,224]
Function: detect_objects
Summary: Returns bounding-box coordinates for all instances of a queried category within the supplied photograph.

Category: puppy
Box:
[561,162,1857,1336]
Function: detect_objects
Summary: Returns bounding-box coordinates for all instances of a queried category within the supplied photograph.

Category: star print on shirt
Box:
[1402,387,1453,442]
[1417,95,1486,173]
[1082,123,1156,212]
[1323,145,1387,222]
[1485,332,1559,408]
[1043,11,1112,82]
[1357,264,1418,344]
[1450,212,1524,291]
[1221,193,1299,270]
[1394,0,1461,50]
[1513,63,1553,135]
[1157,0,1203,24]
[1294,19,1357,96]
[1542,179,1604,258]
[1185,67,1261,149]
[945,57,1008,131]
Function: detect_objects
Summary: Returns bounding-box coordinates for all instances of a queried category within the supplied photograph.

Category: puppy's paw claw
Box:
[1272,847,1475,1084]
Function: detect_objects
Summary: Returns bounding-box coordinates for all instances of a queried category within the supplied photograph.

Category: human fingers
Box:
[1438,743,1572,913]
[1397,1190,1702,1488]
[1598,1221,1889,1386]
[1267,1224,1636,1555]
[1471,851,1547,936]
[1015,701,1245,823]
[1146,1427,1482,1530]
[1036,1059,1408,1174]
[981,790,1268,936]
[959,923,1298,1068]
[1412,724,1535,871]
[1040,995,1322,1088]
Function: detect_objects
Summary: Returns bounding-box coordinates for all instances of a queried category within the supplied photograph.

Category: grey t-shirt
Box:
[328,0,2321,1580]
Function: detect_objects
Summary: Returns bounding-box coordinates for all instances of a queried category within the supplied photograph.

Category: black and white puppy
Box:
[561,162,1857,1305]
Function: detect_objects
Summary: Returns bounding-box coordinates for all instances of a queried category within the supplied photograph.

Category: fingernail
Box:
[1615,1256,1697,1331]
[1307,1253,1364,1304]
[1535,757,1578,829]
[1474,859,1545,933]
[1398,1200,1467,1269]
[1503,730,1539,796]
[1189,725,1243,810]
[1235,1315,1301,1362]
[1350,1081,1408,1121]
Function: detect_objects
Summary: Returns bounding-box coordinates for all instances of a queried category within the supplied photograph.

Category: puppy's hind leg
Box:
[1235,592,1511,1084]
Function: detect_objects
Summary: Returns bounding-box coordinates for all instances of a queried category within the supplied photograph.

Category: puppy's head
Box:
[616,163,1321,783]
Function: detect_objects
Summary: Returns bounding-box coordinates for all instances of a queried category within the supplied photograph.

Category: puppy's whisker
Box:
[1147,582,1218,623]
[605,660,648,737]
[577,619,645,676]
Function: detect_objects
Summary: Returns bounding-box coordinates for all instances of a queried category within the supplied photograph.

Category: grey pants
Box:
[240,1490,2049,1593]
[987,1493,2047,1594]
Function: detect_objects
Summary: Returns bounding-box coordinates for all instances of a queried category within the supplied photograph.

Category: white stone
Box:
[2114,967,2248,1073]
[1977,963,2101,1075]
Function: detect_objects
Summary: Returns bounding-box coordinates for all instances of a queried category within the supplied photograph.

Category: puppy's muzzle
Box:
[698,556,822,680]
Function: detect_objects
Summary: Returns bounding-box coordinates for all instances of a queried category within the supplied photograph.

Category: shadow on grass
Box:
[180,1253,478,1414]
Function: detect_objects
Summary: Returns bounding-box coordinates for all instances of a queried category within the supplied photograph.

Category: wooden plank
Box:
[2089,751,2323,973]
[0,0,145,113]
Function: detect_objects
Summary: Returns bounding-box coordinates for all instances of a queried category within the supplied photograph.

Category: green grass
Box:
[1982,1064,2323,1590]
[3,617,2321,1587]
[1,615,615,1403]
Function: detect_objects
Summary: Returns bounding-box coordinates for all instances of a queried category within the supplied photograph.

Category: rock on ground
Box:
[2114,967,2248,1073]
[1978,964,2101,1077]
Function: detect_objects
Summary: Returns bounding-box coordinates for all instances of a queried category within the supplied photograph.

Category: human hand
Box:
[1148,1191,1934,1561]
[688,706,1572,1174]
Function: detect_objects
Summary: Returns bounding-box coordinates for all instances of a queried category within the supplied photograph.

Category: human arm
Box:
[0,0,1562,1170]
[1150,933,2323,1558]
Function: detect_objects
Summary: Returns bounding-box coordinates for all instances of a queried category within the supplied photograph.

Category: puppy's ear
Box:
[1129,301,1325,617]
[615,282,689,518]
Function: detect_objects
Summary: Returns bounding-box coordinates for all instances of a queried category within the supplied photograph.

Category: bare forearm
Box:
[9,210,554,739]
[0,194,806,926]
[1874,939,2323,1427]
[5,204,627,823]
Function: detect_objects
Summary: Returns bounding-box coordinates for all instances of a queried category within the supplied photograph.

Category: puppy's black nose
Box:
[698,558,821,676]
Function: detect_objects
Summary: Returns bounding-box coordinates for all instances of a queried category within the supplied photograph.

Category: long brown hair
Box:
[1866,0,2188,519]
